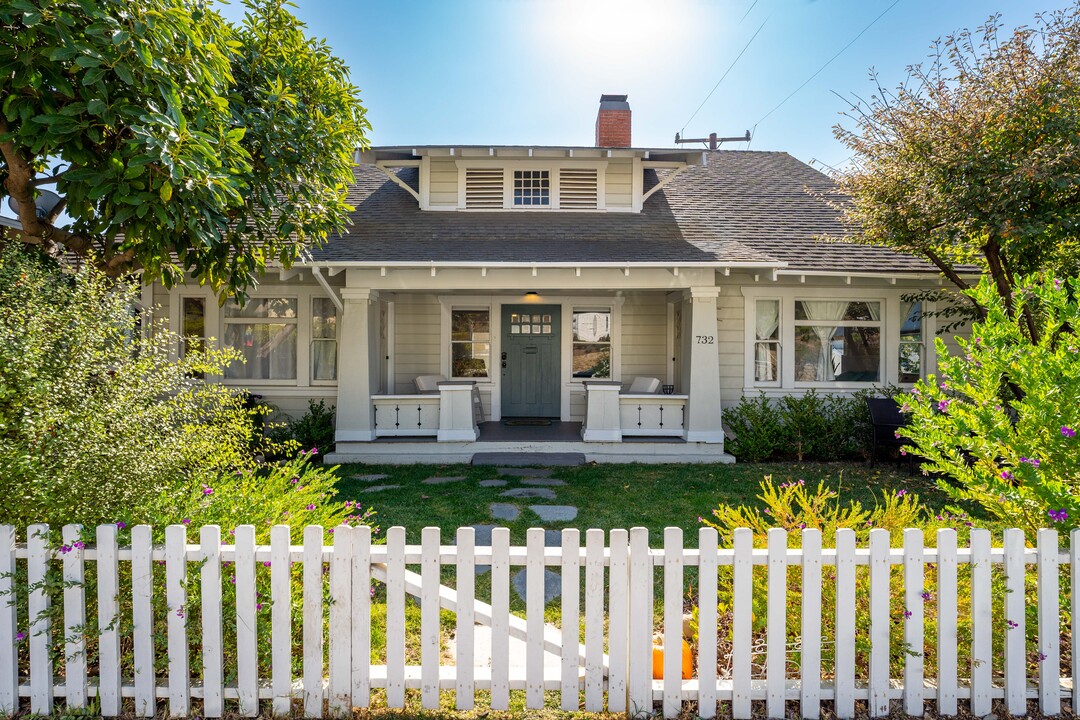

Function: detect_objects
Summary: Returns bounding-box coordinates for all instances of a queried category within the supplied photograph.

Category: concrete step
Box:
[471,451,585,467]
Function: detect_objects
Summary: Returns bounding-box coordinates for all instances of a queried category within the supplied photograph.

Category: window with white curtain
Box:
[311,298,338,382]
[793,300,881,382]
[898,301,923,384]
[754,299,780,383]
[222,297,298,381]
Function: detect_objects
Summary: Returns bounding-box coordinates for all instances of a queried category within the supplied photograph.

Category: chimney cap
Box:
[598,94,630,110]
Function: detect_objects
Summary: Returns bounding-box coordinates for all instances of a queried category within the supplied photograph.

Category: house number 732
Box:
[695,335,715,344]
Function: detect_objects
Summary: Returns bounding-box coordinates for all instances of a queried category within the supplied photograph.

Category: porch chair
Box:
[414,374,485,424]
[865,396,913,470]
[624,376,661,394]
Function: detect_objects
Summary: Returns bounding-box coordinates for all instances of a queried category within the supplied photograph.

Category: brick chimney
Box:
[595,94,631,148]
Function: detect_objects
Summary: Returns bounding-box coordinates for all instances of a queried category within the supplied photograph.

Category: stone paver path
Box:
[478,479,507,487]
[421,475,466,485]
[529,505,578,523]
[497,467,553,478]
[489,503,520,521]
[499,487,557,500]
[352,474,388,482]
[520,478,565,487]
[511,567,561,603]
[360,484,400,493]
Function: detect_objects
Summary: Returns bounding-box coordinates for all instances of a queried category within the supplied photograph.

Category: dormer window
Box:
[513,170,550,207]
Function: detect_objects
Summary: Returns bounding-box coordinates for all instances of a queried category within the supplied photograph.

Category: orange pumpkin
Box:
[651,640,693,680]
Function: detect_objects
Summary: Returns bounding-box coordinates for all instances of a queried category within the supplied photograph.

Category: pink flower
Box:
[1001,470,1014,481]
[937,399,950,412]
[202,484,214,496]
[896,489,907,497]
[306,504,316,511]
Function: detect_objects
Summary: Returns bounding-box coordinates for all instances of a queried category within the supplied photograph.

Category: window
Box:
[181,297,205,358]
[223,297,298,381]
[513,170,550,206]
[311,298,338,382]
[451,309,490,378]
[898,301,923,384]
[754,299,780,383]
[793,300,881,382]
[572,310,611,378]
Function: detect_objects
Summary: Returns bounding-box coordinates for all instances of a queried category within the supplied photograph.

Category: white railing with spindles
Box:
[1,524,1078,719]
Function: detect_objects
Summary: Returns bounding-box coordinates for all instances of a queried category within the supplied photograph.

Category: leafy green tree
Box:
[0,0,369,297]
[830,6,1080,341]
[900,275,1080,536]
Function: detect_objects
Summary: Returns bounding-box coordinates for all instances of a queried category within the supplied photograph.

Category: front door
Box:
[501,305,560,417]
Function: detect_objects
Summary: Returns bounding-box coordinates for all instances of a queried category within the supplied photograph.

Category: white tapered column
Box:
[684,287,724,443]
[336,289,378,442]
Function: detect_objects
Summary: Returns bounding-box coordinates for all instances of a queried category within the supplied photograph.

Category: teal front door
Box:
[501,305,560,417]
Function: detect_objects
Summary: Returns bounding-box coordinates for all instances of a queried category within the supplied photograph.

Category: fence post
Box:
[27,524,52,716]
[868,528,891,717]
[902,528,924,717]
[165,524,190,717]
[561,528,581,712]
[97,523,121,718]
[1072,528,1080,713]
[584,528,606,712]
[385,526,406,708]
[765,528,787,720]
[935,529,958,717]
[420,527,441,710]
[662,527,684,719]
[235,525,259,718]
[270,525,292,716]
[731,527,753,720]
[627,527,652,717]
[833,528,856,719]
[132,524,156,717]
[1002,528,1026,716]
[801,529,822,719]
[490,527,511,711]
[200,525,224,719]
[525,527,546,709]
[969,528,992,716]
[1037,528,1060,715]
[455,526,476,711]
[697,527,718,720]
[62,524,87,710]
[302,525,325,718]
[329,525,353,716]
[0,526,16,716]
[350,525,372,709]
[607,528,629,713]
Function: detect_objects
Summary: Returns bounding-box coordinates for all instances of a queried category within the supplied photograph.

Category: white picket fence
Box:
[2,524,1078,719]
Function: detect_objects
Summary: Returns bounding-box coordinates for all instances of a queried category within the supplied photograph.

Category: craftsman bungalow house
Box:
[148,96,953,464]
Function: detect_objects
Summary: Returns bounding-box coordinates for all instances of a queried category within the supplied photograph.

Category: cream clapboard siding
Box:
[152,282,170,323]
[429,158,458,207]
[717,287,745,408]
[604,158,633,209]
[392,294,442,393]
[620,295,667,382]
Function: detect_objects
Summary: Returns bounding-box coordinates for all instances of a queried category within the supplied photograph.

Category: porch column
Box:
[581,380,622,442]
[684,287,724,443]
[335,289,378,442]
[437,382,479,442]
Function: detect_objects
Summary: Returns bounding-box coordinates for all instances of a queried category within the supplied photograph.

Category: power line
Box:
[681,16,769,136]
[740,0,761,23]
[752,0,901,129]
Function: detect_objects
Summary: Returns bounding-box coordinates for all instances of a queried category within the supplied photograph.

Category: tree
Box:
[830,6,1080,342]
[0,0,369,297]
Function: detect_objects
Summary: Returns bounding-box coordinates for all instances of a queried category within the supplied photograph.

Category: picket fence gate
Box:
[1,524,1078,719]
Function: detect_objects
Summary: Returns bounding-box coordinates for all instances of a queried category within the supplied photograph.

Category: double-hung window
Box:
[754,299,780,383]
[793,300,882,383]
[451,309,491,378]
[223,297,298,381]
[898,301,923,384]
[572,309,612,378]
[311,298,338,382]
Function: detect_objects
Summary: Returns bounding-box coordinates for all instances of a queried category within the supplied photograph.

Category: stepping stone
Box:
[529,505,578,523]
[360,484,400,493]
[489,503,520,522]
[352,474,388,482]
[521,478,565,487]
[544,529,563,547]
[422,476,466,485]
[499,487,557,500]
[473,452,585,467]
[511,568,562,603]
[478,479,508,487]
[497,467,553,478]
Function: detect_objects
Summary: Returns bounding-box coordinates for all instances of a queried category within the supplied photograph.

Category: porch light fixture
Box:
[524,291,539,298]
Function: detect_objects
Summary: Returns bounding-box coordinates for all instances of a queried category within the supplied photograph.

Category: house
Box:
[148,95,960,464]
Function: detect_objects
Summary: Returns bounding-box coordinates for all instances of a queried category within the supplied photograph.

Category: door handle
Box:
[501,361,507,369]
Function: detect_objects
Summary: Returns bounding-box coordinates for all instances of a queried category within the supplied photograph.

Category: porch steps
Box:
[470,451,585,467]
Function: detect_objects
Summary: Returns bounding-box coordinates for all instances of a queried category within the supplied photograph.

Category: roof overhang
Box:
[357,146,706,166]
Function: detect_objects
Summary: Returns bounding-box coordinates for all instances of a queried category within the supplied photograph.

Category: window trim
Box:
[454,159,608,211]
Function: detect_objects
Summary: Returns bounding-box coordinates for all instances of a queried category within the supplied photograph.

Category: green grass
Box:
[334,460,954,544]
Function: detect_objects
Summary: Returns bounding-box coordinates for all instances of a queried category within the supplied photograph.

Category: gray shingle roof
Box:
[308,150,938,273]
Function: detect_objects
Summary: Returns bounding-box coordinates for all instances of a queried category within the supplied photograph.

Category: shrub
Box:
[724,393,784,462]
[902,274,1080,535]
[270,399,336,455]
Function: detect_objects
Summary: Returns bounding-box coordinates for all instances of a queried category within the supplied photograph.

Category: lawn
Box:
[334,460,955,544]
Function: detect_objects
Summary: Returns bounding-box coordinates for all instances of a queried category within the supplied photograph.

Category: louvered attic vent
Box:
[558,168,599,209]
[464,168,504,209]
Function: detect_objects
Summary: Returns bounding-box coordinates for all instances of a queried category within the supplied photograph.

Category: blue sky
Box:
[216,0,1070,171]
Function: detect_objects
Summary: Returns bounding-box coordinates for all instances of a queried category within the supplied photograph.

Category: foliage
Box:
[269,399,336,456]
[0,246,271,528]
[699,478,1048,682]
[0,0,370,298]
[900,274,1080,536]
[725,389,885,462]
[830,6,1080,340]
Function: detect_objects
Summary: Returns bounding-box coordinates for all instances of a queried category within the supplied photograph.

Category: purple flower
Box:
[1001,470,1014,481]
[309,447,319,455]
[59,544,72,554]
[16,632,25,641]
[176,608,185,619]
[1062,426,1076,438]
[263,561,271,567]
[921,592,931,602]
[903,610,913,619]
[1007,620,1018,629]
[900,402,911,413]
[202,484,214,496]
[896,489,907,497]
[1055,278,1064,290]
[290,477,299,484]
[116,521,127,530]
[256,603,263,611]
[1020,457,1041,468]
[1048,509,1069,523]
[937,399,950,412]
[182,518,191,525]
[306,504,316,511]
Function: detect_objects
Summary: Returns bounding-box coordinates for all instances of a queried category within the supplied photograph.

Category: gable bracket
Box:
[375,162,421,204]
[641,165,689,204]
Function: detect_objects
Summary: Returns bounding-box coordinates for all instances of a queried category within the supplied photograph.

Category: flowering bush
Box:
[900,275,1080,535]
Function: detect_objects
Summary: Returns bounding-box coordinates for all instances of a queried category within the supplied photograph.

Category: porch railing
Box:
[582,381,689,441]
